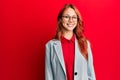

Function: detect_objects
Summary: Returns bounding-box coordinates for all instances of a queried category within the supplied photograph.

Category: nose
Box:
[68,17,73,22]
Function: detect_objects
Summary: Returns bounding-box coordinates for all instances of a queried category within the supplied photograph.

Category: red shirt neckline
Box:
[61,34,75,43]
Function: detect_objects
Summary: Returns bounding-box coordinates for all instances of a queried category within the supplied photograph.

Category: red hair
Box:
[54,4,88,59]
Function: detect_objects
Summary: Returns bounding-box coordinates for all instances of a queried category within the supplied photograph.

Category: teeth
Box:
[68,24,73,27]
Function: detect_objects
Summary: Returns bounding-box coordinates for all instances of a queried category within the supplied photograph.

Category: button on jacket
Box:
[45,38,96,80]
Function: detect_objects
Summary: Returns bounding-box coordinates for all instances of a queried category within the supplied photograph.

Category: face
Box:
[61,8,77,32]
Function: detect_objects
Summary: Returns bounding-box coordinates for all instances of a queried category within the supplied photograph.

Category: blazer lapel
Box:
[53,40,66,75]
[75,38,87,61]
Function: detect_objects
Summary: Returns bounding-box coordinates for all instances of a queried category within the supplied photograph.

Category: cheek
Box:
[62,23,66,28]
[74,22,77,27]
[62,22,67,26]
[76,21,78,24]
[60,20,66,27]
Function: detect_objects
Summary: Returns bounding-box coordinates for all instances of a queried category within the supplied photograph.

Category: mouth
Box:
[67,24,74,27]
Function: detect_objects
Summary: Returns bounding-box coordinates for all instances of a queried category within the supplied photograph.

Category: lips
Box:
[67,24,74,27]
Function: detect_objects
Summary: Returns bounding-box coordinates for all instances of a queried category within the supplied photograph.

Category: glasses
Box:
[62,15,78,21]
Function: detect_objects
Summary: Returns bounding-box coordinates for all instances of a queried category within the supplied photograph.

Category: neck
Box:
[62,31,74,40]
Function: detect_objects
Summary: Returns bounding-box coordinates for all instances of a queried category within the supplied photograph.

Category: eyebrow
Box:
[63,14,77,16]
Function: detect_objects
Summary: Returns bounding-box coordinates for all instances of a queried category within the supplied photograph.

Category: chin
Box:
[66,27,75,31]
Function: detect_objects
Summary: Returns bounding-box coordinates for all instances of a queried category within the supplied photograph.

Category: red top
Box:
[61,35,75,80]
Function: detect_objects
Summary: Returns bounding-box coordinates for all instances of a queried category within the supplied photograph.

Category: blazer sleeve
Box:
[45,42,54,80]
[87,41,96,80]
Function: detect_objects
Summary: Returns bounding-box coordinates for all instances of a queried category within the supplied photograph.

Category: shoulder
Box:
[86,39,92,51]
[45,39,60,47]
[86,40,91,47]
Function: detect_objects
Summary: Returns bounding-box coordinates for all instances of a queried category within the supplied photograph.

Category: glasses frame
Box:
[62,15,78,21]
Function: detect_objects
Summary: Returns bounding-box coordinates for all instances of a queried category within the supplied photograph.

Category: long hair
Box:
[54,4,88,59]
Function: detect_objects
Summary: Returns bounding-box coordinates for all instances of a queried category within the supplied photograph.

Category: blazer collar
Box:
[53,40,67,75]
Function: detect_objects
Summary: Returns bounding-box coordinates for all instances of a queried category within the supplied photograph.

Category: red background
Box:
[0,0,120,80]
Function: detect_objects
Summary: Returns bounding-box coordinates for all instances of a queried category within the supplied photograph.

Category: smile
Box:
[67,24,75,27]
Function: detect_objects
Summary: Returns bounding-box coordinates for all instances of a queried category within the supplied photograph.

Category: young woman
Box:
[45,4,96,80]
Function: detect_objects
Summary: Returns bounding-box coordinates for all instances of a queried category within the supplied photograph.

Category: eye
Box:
[62,15,69,19]
[72,16,77,19]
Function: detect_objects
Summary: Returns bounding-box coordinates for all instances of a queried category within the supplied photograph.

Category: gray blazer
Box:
[45,38,96,80]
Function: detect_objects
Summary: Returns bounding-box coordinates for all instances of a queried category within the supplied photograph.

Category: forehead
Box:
[62,8,77,16]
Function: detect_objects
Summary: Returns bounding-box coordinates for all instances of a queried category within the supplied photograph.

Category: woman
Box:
[45,4,96,80]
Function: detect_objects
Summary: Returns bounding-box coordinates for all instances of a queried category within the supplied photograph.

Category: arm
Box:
[87,41,96,80]
[45,43,54,80]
